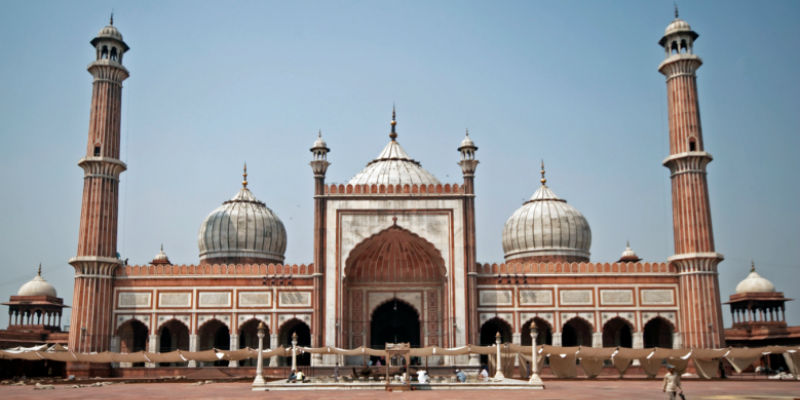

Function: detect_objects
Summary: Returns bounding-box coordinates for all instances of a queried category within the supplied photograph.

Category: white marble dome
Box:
[502,178,591,263]
[664,18,692,36]
[349,140,439,186]
[18,268,57,297]
[735,264,775,294]
[198,183,287,264]
[97,24,124,42]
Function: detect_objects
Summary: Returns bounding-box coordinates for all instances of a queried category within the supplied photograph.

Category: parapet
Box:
[324,183,463,195]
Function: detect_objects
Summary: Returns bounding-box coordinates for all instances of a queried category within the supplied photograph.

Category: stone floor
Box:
[2,379,799,400]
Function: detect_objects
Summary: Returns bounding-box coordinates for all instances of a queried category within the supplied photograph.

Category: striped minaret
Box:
[68,16,129,359]
[658,10,724,348]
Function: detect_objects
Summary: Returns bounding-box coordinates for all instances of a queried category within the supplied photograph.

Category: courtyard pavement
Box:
[2,379,799,400]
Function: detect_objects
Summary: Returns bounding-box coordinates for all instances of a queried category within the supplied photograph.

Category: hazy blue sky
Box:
[1,0,798,330]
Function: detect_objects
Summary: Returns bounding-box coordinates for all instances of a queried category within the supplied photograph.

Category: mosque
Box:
[3,13,797,376]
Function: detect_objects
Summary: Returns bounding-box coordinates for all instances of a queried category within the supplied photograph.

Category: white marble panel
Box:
[198,291,231,307]
[519,290,552,305]
[600,289,633,305]
[159,292,191,308]
[279,291,312,307]
[479,290,513,306]
[560,289,593,305]
[239,291,272,307]
[641,289,674,305]
[118,292,151,308]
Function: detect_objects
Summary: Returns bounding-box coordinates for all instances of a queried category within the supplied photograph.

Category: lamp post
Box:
[291,332,298,372]
[528,327,544,388]
[251,321,266,390]
[494,331,505,380]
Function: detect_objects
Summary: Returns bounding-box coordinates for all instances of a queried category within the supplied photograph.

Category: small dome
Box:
[311,131,328,150]
[349,140,440,186]
[198,174,287,264]
[459,131,476,149]
[735,263,775,294]
[618,242,641,263]
[502,168,591,263]
[97,24,124,42]
[18,266,57,297]
[664,18,692,36]
[151,244,171,265]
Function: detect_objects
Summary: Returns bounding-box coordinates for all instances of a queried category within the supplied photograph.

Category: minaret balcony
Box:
[78,156,127,179]
[662,151,713,176]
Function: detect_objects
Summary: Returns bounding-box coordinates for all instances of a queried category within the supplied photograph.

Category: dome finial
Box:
[318,129,322,138]
[38,263,42,276]
[674,2,679,19]
[110,11,114,25]
[160,243,164,252]
[540,160,547,185]
[390,104,398,141]
[242,162,248,188]
[750,260,755,273]
[465,128,470,137]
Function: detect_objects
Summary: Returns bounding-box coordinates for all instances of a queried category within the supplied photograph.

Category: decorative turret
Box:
[151,244,171,265]
[310,130,330,178]
[617,241,642,263]
[458,129,479,177]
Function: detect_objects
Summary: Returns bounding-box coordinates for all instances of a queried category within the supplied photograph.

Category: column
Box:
[229,334,239,367]
[147,334,158,368]
[633,332,644,349]
[269,333,279,367]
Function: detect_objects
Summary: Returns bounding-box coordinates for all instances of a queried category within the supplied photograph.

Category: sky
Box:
[0,0,798,330]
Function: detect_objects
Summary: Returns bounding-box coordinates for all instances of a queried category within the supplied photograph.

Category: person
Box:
[334,361,340,382]
[455,368,467,383]
[296,369,306,383]
[479,365,489,382]
[287,369,297,383]
[417,370,429,384]
[662,365,683,399]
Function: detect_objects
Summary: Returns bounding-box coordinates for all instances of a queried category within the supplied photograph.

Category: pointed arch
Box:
[602,317,633,348]
[521,317,553,346]
[562,317,592,347]
[643,317,674,348]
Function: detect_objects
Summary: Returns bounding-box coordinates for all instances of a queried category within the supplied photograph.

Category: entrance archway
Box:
[278,319,311,366]
[117,319,148,353]
[344,225,447,350]
[602,317,633,348]
[521,318,553,346]
[643,317,674,348]
[370,300,420,349]
[562,317,592,347]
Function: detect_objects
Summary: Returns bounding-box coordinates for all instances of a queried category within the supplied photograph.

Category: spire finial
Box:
[626,240,630,247]
[750,260,755,273]
[160,243,164,252]
[540,160,547,185]
[242,162,248,188]
[390,104,397,141]
[674,3,679,18]
[465,128,470,137]
[110,12,114,25]
[318,129,322,138]
[38,263,42,276]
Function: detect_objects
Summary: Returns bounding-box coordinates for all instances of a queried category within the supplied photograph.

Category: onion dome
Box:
[348,108,440,186]
[311,130,328,151]
[502,162,591,263]
[735,262,775,294]
[459,130,476,150]
[617,241,641,263]
[17,264,57,297]
[198,165,287,264]
[151,244,171,265]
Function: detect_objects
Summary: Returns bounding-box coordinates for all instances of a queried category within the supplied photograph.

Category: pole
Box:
[528,327,544,388]
[251,322,266,390]
[291,332,298,372]
[493,331,505,380]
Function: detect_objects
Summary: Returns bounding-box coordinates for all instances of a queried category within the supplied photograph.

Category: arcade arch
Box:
[198,319,229,366]
[643,317,674,348]
[561,317,592,347]
[278,318,311,366]
[602,317,633,348]
[521,317,553,346]
[238,319,269,366]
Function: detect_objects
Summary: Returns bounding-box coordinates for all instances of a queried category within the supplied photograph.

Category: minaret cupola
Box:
[91,14,129,64]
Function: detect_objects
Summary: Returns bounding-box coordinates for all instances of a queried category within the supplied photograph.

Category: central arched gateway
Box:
[344,225,447,349]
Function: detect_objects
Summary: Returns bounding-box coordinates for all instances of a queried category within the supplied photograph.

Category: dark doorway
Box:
[279,319,311,366]
[643,317,673,348]
[562,318,592,347]
[479,317,512,365]
[239,319,269,366]
[370,299,420,349]
[198,319,230,366]
[521,318,553,346]
[602,317,633,348]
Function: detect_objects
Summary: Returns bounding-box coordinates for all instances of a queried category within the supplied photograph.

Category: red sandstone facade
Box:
[57,14,737,375]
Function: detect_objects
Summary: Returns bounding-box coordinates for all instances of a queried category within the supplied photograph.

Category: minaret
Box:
[68,16,129,364]
[658,10,724,348]
[309,130,330,362]
[458,130,479,350]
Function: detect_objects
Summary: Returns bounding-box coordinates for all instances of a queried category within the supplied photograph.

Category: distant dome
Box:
[18,266,57,297]
[311,131,328,150]
[618,242,641,263]
[735,263,775,294]
[198,171,287,264]
[502,168,591,263]
[151,244,171,265]
[459,131,476,149]
[348,111,439,186]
